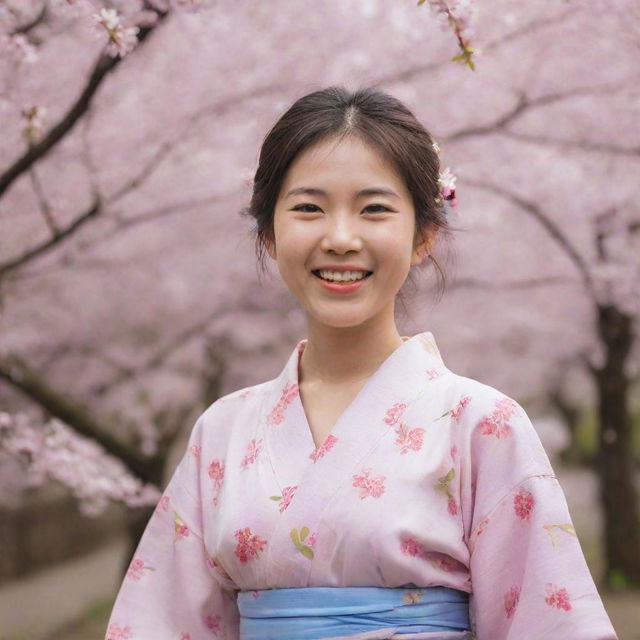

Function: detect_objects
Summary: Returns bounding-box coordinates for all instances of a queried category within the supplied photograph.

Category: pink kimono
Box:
[105,331,618,639]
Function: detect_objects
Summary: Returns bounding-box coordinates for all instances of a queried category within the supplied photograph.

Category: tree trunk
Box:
[549,391,590,467]
[593,304,640,588]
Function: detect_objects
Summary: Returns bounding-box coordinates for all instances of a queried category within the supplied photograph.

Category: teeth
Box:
[318,269,369,282]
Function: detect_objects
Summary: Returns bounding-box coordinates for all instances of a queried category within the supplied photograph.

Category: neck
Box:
[299,322,407,386]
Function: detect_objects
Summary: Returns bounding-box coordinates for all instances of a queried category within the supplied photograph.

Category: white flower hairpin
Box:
[433,141,457,210]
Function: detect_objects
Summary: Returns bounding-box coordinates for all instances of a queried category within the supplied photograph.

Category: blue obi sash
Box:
[237,585,471,639]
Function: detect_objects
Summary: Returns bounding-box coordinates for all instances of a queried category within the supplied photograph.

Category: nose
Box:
[319,212,363,254]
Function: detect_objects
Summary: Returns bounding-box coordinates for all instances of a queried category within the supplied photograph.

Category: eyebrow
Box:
[284,186,400,200]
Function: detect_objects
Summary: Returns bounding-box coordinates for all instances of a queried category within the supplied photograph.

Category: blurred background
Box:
[1,0,639,638]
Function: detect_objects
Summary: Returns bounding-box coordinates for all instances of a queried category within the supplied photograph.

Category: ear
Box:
[411,226,439,267]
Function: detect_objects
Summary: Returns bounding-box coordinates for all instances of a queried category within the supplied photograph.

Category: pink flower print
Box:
[204,614,222,633]
[126,556,154,581]
[426,368,440,380]
[267,382,298,426]
[190,444,201,459]
[450,444,458,461]
[240,438,263,470]
[180,634,191,640]
[384,402,407,426]
[278,485,298,513]
[394,423,425,454]
[450,396,471,421]
[106,623,133,640]
[155,494,170,514]
[309,434,338,461]
[352,467,386,499]
[513,488,535,521]
[174,514,189,542]
[447,496,458,516]
[544,583,572,611]
[234,527,268,563]
[400,536,422,557]
[504,585,521,618]
[496,396,519,419]
[478,396,518,439]
[208,459,225,506]
[306,531,318,548]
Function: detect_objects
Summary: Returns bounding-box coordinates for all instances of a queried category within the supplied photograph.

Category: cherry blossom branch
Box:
[461,177,596,298]
[0,411,161,517]
[0,352,158,483]
[0,10,169,199]
[378,7,575,85]
[0,82,283,280]
[91,310,222,396]
[444,81,636,143]
[497,131,640,157]
[0,197,102,278]
[449,275,578,290]
[417,0,478,70]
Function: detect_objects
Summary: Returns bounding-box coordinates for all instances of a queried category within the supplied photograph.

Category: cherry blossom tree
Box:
[1,0,639,591]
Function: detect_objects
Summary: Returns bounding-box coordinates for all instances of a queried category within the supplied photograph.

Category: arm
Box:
[105,415,240,640]
[461,390,618,639]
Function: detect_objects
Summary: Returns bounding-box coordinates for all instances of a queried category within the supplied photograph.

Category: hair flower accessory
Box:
[432,141,457,210]
[438,167,457,208]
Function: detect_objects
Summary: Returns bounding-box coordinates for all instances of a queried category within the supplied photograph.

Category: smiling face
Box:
[266,134,436,332]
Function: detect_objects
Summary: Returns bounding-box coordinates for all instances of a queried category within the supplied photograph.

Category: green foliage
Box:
[608,568,629,590]
[576,406,599,459]
[575,407,640,460]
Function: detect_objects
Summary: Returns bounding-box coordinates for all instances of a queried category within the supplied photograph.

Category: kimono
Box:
[105,330,619,640]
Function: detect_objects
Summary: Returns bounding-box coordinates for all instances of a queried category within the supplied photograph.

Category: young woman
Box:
[105,86,618,640]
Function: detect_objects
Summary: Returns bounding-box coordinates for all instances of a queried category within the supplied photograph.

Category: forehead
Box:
[280,135,407,196]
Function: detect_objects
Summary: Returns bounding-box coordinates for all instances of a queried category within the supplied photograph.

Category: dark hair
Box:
[239,85,456,310]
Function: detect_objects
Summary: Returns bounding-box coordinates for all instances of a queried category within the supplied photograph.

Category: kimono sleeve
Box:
[462,390,618,640]
[105,412,240,640]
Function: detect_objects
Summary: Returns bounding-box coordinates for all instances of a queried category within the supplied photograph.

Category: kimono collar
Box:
[283,330,447,390]
[261,330,450,585]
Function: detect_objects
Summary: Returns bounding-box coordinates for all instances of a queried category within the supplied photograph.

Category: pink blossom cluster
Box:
[0,0,217,65]
[0,411,161,517]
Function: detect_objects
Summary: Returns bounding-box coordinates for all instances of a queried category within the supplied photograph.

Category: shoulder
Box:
[442,370,556,478]
[188,379,273,447]
[449,372,556,498]
[442,371,535,439]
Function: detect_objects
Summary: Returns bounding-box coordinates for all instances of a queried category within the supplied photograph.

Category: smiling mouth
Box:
[311,270,373,283]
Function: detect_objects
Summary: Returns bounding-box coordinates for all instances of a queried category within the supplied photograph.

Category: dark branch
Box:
[376,8,576,85]
[0,11,168,199]
[449,275,578,290]
[0,197,101,278]
[92,310,221,396]
[0,352,157,483]
[462,178,596,298]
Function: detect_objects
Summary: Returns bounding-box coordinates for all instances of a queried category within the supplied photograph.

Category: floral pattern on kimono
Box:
[105,331,618,640]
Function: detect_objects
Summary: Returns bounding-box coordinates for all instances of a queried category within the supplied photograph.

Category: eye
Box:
[292,204,321,213]
[363,204,391,214]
